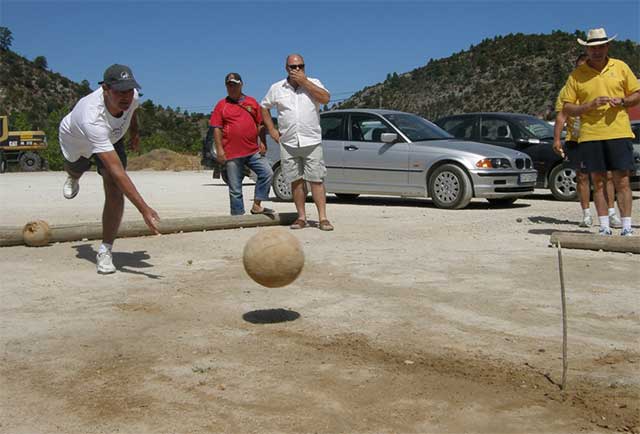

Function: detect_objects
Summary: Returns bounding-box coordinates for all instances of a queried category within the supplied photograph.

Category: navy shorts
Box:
[63,139,127,176]
[577,138,634,173]
[563,140,586,172]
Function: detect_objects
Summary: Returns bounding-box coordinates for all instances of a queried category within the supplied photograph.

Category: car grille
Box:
[514,158,532,169]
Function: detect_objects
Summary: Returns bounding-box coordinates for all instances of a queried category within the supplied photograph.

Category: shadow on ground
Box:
[528,228,592,236]
[271,195,531,210]
[242,308,300,324]
[72,243,163,279]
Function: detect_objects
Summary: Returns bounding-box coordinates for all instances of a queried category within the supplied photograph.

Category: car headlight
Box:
[475,158,512,169]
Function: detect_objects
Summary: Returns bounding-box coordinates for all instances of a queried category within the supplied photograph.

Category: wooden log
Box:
[550,231,640,254]
[0,212,298,247]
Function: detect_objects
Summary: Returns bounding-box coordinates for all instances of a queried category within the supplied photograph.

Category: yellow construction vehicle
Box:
[0,115,48,173]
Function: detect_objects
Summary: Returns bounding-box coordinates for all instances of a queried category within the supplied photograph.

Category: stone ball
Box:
[23,220,51,247]
[243,228,304,288]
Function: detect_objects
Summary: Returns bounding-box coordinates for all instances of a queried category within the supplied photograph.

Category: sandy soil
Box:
[1,170,639,434]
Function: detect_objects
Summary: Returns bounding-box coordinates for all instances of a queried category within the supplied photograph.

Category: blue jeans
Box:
[225,152,273,215]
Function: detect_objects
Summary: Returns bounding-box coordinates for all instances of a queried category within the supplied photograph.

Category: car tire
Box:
[334,193,360,201]
[272,165,293,201]
[272,165,310,201]
[428,164,473,209]
[487,198,517,207]
[549,164,578,201]
[18,152,42,172]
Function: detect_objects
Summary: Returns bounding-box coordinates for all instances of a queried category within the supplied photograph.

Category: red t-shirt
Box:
[209,95,262,160]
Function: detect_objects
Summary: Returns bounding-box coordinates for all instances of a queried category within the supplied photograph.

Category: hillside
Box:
[339,30,640,120]
[2,29,639,171]
[0,43,208,170]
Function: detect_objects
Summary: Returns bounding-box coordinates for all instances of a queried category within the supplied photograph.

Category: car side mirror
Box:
[381,133,398,143]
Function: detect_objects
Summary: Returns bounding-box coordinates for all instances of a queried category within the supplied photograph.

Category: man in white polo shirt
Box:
[261,54,334,231]
[59,64,160,274]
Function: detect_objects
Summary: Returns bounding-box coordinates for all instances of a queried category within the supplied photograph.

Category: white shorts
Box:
[280,143,326,183]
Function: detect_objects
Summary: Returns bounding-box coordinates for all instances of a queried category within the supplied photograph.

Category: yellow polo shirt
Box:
[555,86,579,142]
[561,58,639,142]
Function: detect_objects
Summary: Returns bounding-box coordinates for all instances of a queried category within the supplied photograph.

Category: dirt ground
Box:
[1,170,639,434]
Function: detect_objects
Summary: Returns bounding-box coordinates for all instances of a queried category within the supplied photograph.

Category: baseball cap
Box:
[99,64,141,91]
[225,72,243,84]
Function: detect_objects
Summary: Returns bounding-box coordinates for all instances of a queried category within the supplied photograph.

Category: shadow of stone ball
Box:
[242,308,300,324]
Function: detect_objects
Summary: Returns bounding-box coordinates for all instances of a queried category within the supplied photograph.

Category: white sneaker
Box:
[609,213,622,228]
[621,228,634,237]
[598,227,613,236]
[579,214,592,227]
[63,176,79,199]
[96,250,116,274]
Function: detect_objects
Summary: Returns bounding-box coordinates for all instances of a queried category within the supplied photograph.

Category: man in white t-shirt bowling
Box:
[59,64,160,274]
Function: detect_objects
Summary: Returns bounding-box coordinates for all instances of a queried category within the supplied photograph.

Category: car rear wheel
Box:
[549,164,578,201]
[18,152,42,172]
[334,193,360,201]
[487,198,517,207]
[428,164,473,209]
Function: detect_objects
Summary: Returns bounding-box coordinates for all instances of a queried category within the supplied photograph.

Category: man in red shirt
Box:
[210,73,274,215]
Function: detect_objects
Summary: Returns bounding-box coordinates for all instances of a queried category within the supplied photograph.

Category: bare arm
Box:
[258,124,267,155]
[129,111,140,153]
[563,96,611,117]
[261,107,279,143]
[96,151,160,234]
[553,111,567,158]
[213,128,225,163]
[288,69,330,105]
[299,78,330,105]
[609,90,640,108]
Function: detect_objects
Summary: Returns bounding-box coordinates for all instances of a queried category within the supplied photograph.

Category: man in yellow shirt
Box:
[561,28,640,236]
[553,54,621,228]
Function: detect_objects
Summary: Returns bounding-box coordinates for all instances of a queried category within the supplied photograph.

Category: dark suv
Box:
[435,112,572,200]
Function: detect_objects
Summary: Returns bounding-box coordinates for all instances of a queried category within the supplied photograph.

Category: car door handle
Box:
[344,145,359,151]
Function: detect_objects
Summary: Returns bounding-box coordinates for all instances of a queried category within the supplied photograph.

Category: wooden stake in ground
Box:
[557,241,568,390]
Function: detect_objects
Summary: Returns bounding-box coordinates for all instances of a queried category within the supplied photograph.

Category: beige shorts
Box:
[280,143,327,183]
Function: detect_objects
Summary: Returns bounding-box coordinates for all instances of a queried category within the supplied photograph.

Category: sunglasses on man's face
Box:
[287,64,305,70]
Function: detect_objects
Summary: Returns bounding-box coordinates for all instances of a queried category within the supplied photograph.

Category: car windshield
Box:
[383,113,452,142]
[515,117,555,140]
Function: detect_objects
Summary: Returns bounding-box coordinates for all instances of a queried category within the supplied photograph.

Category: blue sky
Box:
[2,1,639,114]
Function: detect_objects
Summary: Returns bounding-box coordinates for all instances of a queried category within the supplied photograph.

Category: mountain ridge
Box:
[338,30,640,120]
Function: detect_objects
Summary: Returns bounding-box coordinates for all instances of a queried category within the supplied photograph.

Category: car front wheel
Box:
[549,164,578,201]
[428,164,473,209]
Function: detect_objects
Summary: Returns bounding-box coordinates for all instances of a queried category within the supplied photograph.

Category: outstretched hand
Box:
[142,207,161,235]
[553,141,565,159]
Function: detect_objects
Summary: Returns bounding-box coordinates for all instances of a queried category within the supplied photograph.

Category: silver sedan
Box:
[263,109,537,209]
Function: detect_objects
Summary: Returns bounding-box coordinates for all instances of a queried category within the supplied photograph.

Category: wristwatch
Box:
[621,97,626,107]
